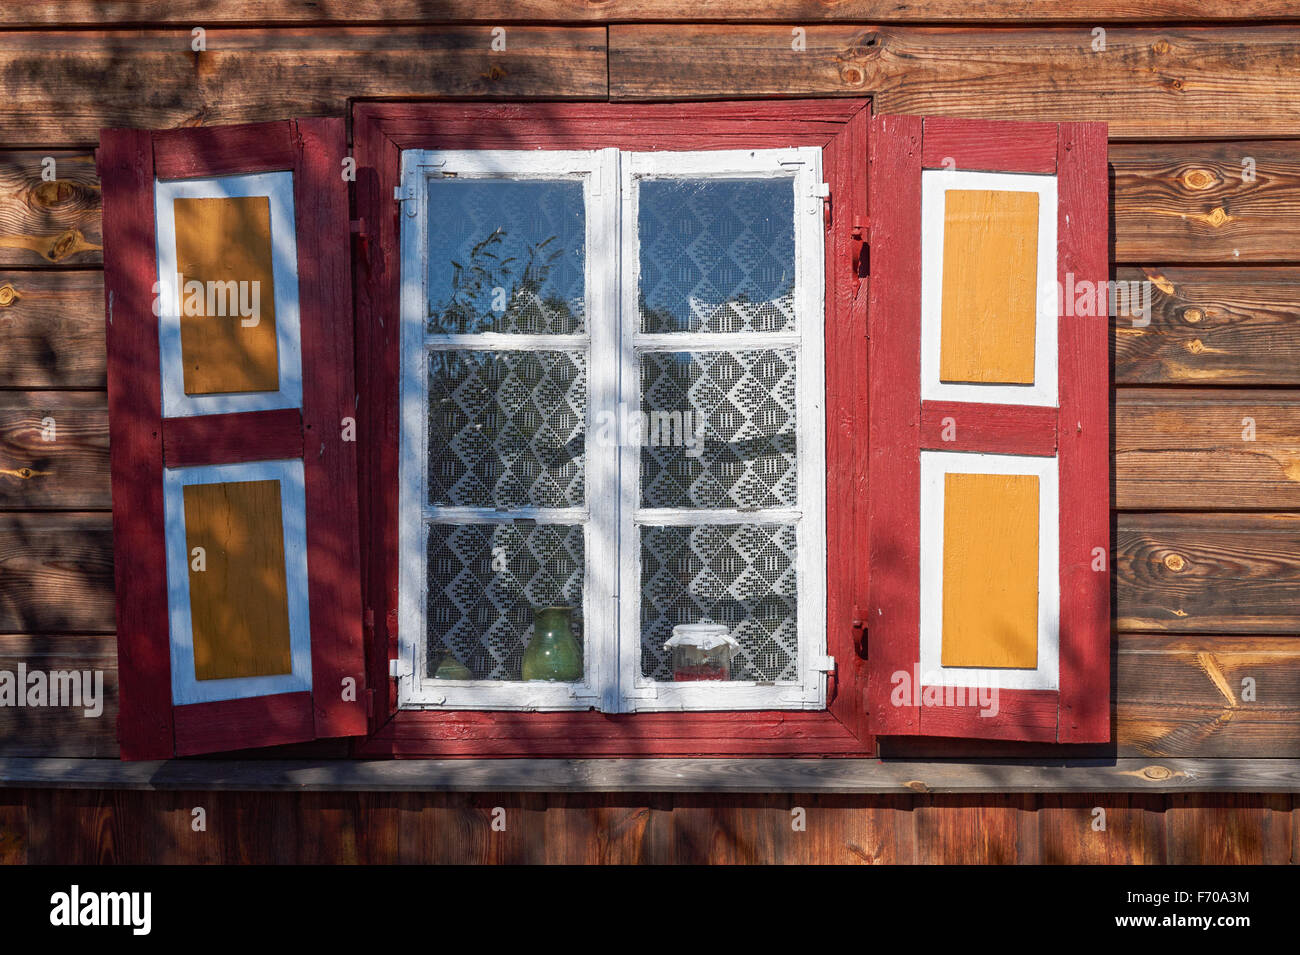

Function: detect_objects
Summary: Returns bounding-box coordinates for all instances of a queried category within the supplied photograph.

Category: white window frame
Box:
[397,146,827,712]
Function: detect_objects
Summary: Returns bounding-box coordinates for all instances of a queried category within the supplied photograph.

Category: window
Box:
[98,103,1109,759]
[397,147,828,712]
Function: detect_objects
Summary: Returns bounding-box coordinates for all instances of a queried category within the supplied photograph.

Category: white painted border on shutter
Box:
[919,169,1059,408]
[918,450,1060,691]
[162,458,313,705]
[154,171,304,418]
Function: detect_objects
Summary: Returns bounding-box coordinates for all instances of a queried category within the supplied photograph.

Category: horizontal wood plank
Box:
[2,755,1300,793]
[0,634,117,757]
[0,270,105,389]
[1113,267,1300,385]
[609,25,1300,138]
[0,392,109,510]
[0,153,99,265]
[1115,389,1300,510]
[0,513,114,633]
[1112,141,1300,263]
[1119,633,1300,757]
[0,1,1292,26]
[0,28,607,146]
[1116,512,1300,633]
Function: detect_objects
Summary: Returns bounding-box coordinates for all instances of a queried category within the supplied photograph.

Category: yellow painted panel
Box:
[173,195,280,395]
[941,472,1039,669]
[939,189,1039,385]
[183,479,293,681]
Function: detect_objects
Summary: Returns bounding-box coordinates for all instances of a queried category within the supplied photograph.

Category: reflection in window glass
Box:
[426,179,586,335]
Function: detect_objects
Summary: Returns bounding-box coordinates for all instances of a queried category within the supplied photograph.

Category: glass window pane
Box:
[640,523,799,682]
[638,178,796,334]
[426,179,586,335]
[427,522,584,681]
[428,350,586,508]
[640,349,797,509]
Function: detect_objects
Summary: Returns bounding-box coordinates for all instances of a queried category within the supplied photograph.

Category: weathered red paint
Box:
[1055,121,1112,744]
[920,117,1059,174]
[100,127,173,761]
[102,119,368,759]
[866,116,1110,744]
[920,401,1058,456]
[351,100,874,757]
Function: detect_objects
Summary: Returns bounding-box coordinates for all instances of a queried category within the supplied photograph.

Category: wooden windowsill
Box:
[0,757,1295,793]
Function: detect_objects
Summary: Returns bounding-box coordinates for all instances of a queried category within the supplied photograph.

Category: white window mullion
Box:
[586,147,623,712]
[615,153,646,709]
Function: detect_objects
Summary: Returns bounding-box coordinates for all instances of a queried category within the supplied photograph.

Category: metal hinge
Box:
[389,657,412,679]
[811,655,836,674]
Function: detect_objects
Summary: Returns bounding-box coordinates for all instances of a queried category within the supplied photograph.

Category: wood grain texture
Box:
[919,401,1057,456]
[183,480,292,682]
[0,152,99,265]
[609,25,1300,138]
[0,392,109,509]
[941,473,1040,669]
[0,1,1292,26]
[8,753,1300,792]
[915,793,1039,863]
[0,786,1296,864]
[922,117,1058,174]
[1119,633,1300,757]
[99,126,173,761]
[939,188,1039,384]
[1038,793,1166,864]
[1113,267,1300,385]
[1116,513,1300,633]
[1164,793,1293,864]
[4,787,1294,864]
[1115,389,1300,510]
[0,513,114,633]
[0,28,607,146]
[291,116,369,742]
[172,195,280,395]
[162,408,304,468]
[0,270,106,388]
[1113,141,1300,263]
[0,634,117,757]
[1054,121,1111,744]
[866,112,922,736]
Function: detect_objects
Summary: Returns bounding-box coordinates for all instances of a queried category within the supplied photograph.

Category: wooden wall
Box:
[0,789,1295,864]
[3,6,1300,776]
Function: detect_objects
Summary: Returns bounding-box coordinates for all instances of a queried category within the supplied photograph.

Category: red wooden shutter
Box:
[99,120,367,759]
[866,116,1109,743]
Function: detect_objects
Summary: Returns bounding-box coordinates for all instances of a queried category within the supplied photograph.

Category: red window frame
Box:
[351,101,873,757]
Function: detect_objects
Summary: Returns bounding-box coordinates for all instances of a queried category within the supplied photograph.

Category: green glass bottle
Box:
[433,652,473,680]
[521,606,583,682]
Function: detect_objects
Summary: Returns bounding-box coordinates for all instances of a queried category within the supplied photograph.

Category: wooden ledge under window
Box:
[0,758,1297,793]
